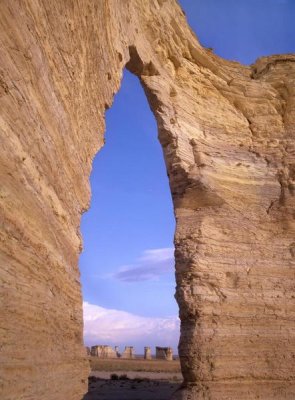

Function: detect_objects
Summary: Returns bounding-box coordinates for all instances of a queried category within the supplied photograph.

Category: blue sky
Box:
[80,70,178,352]
[81,0,295,354]
[181,0,295,65]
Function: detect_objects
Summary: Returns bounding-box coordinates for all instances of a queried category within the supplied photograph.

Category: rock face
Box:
[156,346,173,361]
[121,346,135,360]
[144,346,152,360]
[0,1,294,399]
[90,345,117,359]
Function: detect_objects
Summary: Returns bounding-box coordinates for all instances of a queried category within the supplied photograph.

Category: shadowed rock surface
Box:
[0,0,294,399]
[91,346,118,359]
[84,377,180,400]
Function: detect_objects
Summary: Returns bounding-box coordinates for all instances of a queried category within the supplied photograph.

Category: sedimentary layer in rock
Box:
[0,1,294,399]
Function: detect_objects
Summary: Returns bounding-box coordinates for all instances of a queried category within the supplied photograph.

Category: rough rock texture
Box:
[0,1,294,399]
[121,346,135,359]
[144,346,152,360]
[90,346,117,358]
[156,346,173,361]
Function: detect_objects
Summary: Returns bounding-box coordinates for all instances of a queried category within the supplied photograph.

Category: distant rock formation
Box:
[90,345,117,358]
[144,346,152,360]
[121,346,135,359]
[114,346,120,357]
[156,346,173,361]
[86,347,91,356]
[1,0,294,399]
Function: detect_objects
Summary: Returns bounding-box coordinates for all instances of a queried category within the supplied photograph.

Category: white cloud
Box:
[112,247,174,282]
[83,301,180,352]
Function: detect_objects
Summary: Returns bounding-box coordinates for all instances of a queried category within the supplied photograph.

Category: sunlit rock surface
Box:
[0,1,294,399]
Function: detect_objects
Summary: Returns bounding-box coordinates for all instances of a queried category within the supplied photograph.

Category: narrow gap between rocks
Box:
[80,68,181,399]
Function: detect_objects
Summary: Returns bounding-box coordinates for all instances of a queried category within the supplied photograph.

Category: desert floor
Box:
[83,358,183,400]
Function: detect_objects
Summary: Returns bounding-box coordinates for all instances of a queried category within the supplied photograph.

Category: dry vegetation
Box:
[89,357,181,373]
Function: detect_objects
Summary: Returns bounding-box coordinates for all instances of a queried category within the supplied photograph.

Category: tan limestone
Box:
[156,346,173,361]
[121,346,135,360]
[144,347,152,360]
[90,345,118,359]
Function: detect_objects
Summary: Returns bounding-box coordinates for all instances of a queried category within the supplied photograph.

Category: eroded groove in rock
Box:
[0,1,294,399]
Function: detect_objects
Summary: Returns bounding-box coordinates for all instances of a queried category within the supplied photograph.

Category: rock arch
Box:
[0,1,294,399]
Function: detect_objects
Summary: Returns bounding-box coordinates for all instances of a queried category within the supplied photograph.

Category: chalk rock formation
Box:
[90,345,117,358]
[121,346,135,359]
[156,346,173,361]
[0,1,294,399]
[144,346,152,360]
[86,347,91,356]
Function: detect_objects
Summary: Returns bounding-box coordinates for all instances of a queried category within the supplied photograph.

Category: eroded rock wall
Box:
[0,1,294,399]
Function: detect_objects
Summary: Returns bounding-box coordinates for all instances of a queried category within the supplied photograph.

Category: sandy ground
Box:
[90,370,182,380]
[83,376,181,400]
[83,357,183,399]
